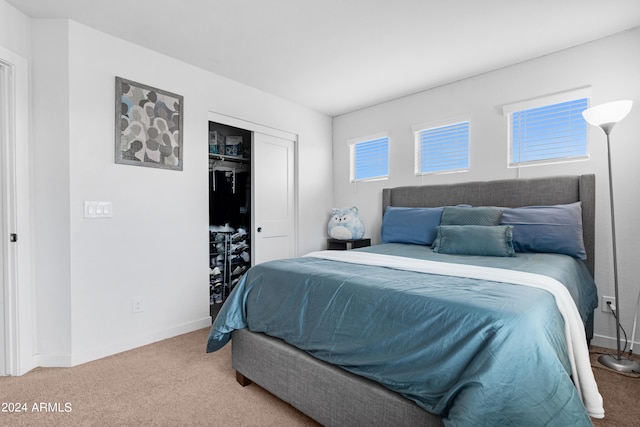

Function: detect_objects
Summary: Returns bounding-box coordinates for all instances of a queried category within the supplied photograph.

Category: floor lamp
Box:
[582,100,640,373]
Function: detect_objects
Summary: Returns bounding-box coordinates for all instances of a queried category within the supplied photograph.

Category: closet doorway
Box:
[208,122,251,311]
[208,113,297,315]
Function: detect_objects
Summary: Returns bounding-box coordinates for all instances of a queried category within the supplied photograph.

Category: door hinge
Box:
[10,233,17,242]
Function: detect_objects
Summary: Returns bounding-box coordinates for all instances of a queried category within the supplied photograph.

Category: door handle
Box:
[257,227,262,232]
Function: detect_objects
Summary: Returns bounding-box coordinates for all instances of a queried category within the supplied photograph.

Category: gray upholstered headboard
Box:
[382,175,596,277]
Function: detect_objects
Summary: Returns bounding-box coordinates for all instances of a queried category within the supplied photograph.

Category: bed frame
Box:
[231,174,596,426]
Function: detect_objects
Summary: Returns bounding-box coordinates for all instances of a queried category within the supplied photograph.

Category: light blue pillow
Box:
[432,225,515,257]
[381,206,443,245]
[500,202,586,260]
[440,206,503,226]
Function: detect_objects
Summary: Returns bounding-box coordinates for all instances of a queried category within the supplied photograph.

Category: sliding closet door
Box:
[252,132,295,265]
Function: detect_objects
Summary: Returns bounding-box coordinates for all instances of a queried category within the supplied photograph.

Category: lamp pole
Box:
[582,101,640,372]
[583,100,639,373]
[597,124,638,372]
[603,129,622,361]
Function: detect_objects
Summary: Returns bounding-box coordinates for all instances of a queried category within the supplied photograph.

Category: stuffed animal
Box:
[327,206,365,240]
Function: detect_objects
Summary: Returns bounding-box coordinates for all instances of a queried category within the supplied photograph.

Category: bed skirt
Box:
[231,328,444,427]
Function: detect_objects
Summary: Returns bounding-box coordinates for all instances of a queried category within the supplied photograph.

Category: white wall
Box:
[332,27,640,350]
[31,19,73,365]
[24,18,332,367]
[0,0,30,57]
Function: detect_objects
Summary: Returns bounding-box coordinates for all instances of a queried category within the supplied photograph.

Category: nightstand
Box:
[327,238,371,250]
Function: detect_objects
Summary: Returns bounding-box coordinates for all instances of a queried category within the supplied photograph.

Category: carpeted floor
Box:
[589,346,640,427]
[0,328,318,426]
[0,328,638,426]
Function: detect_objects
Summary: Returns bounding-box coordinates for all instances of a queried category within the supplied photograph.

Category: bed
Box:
[207,175,604,426]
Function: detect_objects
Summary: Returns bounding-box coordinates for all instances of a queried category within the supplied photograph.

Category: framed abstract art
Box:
[115,77,184,170]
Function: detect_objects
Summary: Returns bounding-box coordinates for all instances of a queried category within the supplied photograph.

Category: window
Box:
[503,89,591,167]
[349,134,389,182]
[413,120,469,175]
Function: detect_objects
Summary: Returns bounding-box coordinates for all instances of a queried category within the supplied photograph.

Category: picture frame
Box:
[115,76,184,171]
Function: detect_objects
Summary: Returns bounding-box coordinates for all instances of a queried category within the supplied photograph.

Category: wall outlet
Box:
[132,296,144,313]
[601,296,616,313]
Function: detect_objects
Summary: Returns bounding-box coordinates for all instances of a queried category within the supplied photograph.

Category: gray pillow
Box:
[440,206,503,226]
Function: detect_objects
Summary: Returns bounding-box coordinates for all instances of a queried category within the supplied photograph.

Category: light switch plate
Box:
[84,201,113,218]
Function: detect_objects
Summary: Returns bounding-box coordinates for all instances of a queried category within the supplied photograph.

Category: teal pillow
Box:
[441,206,503,226]
[432,225,515,257]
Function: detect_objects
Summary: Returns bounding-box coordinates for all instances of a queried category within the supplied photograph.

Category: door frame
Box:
[0,46,32,376]
[207,111,299,257]
[0,55,18,376]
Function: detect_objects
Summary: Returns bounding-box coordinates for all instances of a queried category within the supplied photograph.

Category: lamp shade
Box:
[582,100,633,127]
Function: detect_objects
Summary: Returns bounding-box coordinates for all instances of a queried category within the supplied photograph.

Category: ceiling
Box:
[8,0,640,116]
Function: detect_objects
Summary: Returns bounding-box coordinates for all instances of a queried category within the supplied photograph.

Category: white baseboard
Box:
[590,333,639,351]
[33,353,73,369]
[72,317,212,367]
[33,317,212,371]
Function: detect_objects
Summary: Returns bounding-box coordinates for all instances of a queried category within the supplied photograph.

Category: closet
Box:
[207,113,297,319]
[209,122,252,317]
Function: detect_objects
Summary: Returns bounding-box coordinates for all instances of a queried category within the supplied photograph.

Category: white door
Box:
[0,61,8,376]
[0,48,29,376]
[252,132,296,265]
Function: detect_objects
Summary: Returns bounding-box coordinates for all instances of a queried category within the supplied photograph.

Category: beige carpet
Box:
[0,328,638,426]
[0,328,318,426]
[590,346,640,427]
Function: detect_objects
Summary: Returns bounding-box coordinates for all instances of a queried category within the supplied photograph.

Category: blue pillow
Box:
[381,206,443,245]
[440,206,503,226]
[432,225,515,257]
[500,202,586,260]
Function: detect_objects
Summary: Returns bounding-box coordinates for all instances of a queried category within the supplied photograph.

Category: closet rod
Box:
[209,153,249,164]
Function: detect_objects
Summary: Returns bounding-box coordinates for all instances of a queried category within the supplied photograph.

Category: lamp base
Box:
[598,353,640,373]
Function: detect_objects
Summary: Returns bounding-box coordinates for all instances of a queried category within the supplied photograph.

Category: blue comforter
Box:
[207,243,598,426]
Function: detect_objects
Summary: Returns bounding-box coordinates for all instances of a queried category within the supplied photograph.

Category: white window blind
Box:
[508,97,589,166]
[414,121,469,174]
[349,135,389,182]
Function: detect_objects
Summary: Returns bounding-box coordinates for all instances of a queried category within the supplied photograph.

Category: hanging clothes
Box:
[209,169,236,226]
[210,158,250,228]
[235,171,250,214]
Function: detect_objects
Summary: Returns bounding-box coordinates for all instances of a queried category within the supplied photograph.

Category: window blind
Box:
[510,98,588,165]
[415,121,469,174]
[351,136,389,182]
